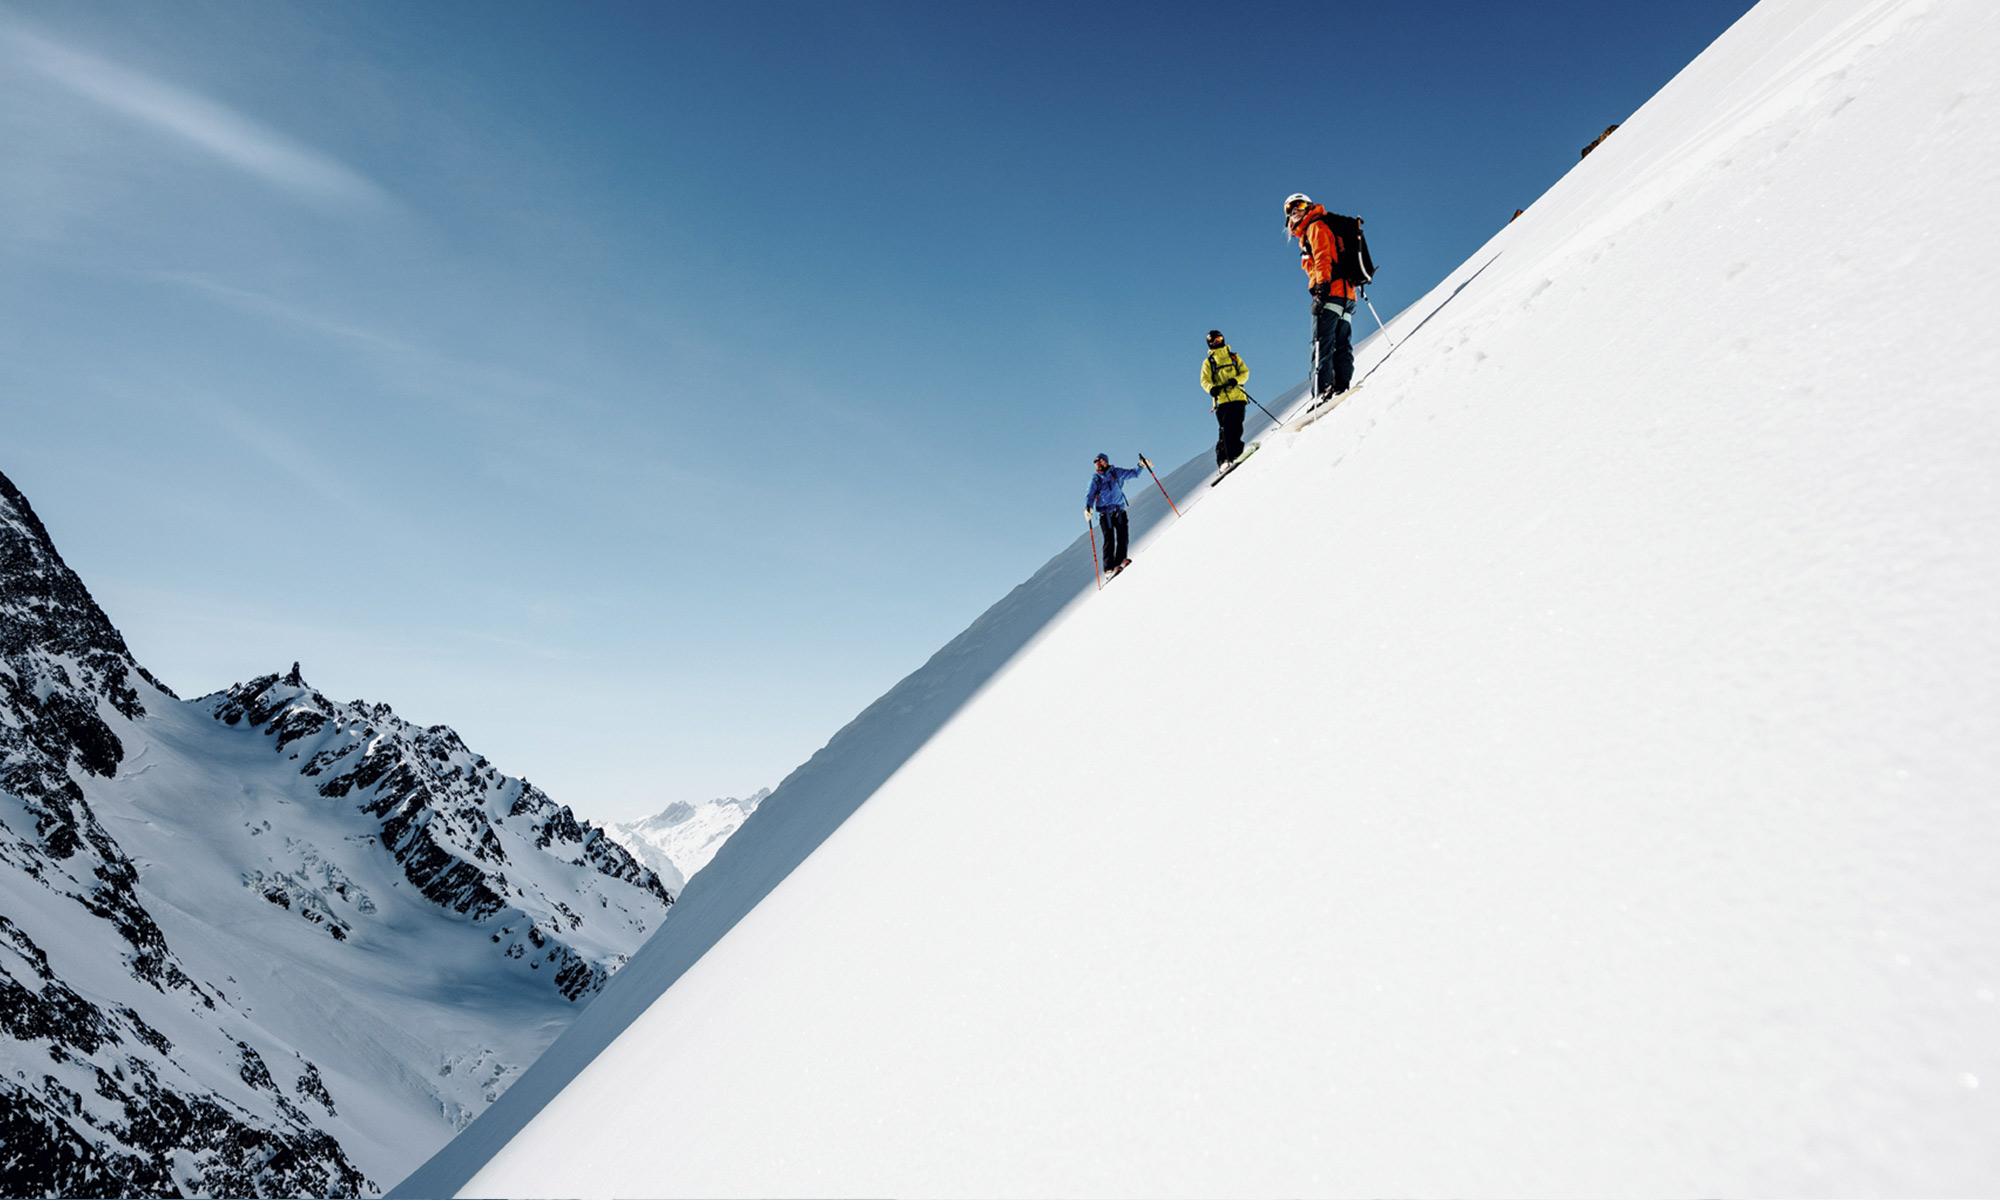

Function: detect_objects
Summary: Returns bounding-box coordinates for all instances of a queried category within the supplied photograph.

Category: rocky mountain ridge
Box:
[0,468,673,1196]
[206,670,669,1000]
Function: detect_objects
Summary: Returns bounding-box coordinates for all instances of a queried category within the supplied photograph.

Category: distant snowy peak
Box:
[608,789,770,896]
[207,671,672,997]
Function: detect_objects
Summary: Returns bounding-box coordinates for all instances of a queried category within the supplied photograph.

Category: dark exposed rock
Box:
[0,471,150,724]
[0,1076,171,1199]
[0,920,119,1056]
[238,1042,276,1092]
[1581,122,1621,158]
[13,1064,377,1198]
[34,690,122,779]
[211,673,670,936]
[297,1059,337,1117]
[0,922,371,1197]
[119,1007,172,1056]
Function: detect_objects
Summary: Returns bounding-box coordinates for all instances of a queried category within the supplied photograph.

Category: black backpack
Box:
[1312,212,1377,287]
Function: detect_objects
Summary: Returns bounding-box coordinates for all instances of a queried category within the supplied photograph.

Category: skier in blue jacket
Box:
[1084,453,1150,573]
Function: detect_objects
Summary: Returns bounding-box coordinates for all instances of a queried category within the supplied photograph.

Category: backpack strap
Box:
[1312,212,1346,262]
[1208,349,1241,383]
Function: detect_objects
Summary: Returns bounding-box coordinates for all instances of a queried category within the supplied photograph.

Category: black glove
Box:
[1208,384,1224,398]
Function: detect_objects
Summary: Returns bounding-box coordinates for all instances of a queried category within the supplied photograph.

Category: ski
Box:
[1208,442,1261,486]
[1285,385,1360,432]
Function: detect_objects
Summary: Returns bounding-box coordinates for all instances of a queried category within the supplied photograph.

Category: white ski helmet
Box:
[1284,192,1312,231]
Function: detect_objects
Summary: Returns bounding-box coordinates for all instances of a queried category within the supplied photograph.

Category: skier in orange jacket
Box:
[1285,193,1357,402]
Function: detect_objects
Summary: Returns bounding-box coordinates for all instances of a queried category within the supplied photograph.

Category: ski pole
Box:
[1307,304,1325,413]
[1238,389,1286,431]
[1085,511,1103,590]
[1138,454,1180,518]
[1363,288,1399,349]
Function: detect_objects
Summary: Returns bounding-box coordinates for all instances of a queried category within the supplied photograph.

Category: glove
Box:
[1208,384,1223,398]
[1138,456,1151,469]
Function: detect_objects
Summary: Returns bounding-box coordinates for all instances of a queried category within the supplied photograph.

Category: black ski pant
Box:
[1214,400,1247,467]
[1312,292,1356,399]
[1097,506,1130,568]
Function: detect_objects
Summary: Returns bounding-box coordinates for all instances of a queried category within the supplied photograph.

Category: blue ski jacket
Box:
[1085,465,1143,513]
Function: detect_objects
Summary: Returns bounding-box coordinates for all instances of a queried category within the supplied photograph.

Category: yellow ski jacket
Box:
[1201,345,1249,409]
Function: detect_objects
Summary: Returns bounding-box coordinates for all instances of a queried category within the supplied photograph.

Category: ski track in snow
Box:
[402,0,2000,1194]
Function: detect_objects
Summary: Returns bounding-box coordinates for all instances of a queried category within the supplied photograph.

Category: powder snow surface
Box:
[421,0,2000,1193]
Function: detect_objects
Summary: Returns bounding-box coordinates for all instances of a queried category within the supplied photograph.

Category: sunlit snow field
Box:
[404,0,2000,1193]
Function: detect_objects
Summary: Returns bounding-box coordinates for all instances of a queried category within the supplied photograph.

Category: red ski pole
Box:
[1084,511,1103,590]
[1138,454,1181,518]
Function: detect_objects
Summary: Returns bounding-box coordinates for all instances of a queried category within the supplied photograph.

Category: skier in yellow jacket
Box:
[1201,330,1251,470]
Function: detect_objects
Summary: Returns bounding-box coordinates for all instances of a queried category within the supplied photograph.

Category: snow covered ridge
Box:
[0,468,672,1195]
[205,670,670,997]
[607,789,770,896]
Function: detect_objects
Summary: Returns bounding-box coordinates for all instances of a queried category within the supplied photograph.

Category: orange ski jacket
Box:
[1289,203,1357,301]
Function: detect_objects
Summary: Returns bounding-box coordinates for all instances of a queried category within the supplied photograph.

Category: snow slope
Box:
[393,395,1219,1199]
[404,0,2000,1192]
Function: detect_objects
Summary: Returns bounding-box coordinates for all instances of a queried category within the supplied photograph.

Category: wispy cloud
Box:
[153,270,421,355]
[0,22,390,212]
[179,395,378,516]
[147,270,576,421]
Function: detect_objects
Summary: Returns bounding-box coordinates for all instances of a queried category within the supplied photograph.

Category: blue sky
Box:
[1,0,1756,823]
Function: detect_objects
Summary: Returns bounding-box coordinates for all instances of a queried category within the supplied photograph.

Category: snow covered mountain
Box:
[399,0,2000,1194]
[606,790,770,897]
[0,469,672,1196]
